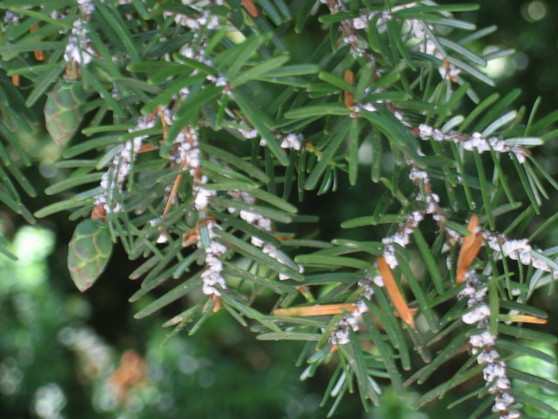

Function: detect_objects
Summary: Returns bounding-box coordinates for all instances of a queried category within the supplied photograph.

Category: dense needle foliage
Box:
[1,0,558,417]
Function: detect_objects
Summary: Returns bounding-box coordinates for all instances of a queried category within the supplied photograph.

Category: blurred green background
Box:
[2,1,558,418]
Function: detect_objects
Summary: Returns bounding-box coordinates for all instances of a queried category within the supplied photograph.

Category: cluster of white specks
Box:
[201,220,227,296]
[344,3,460,79]
[228,190,303,280]
[64,18,95,65]
[404,17,461,80]
[459,274,491,327]
[382,211,424,269]
[239,126,258,139]
[408,165,442,216]
[462,303,491,324]
[407,163,460,242]
[417,124,528,163]
[77,0,95,16]
[95,115,155,213]
[179,45,214,69]
[350,3,417,30]
[439,63,461,80]
[355,103,378,113]
[3,11,19,24]
[330,299,369,346]
[165,123,226,297]
[459,275,520,418]
[169,126,216,211]
[172,9,219,30]
[409,166,428,182]
[261,133,305,150]
[469,330,496,352]
[215,76,228,86]
[351,16,369,30]
[165,5,221,73]
[483,232,553,272]
[458,277,488,306]
[281,133,303,150]
[330,274,384,346]
[358,275,384,298]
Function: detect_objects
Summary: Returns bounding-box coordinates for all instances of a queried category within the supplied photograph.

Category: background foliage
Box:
[1,0,558,418]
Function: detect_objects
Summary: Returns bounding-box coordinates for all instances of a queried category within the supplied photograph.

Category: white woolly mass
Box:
[359,103,378,112]
[239,128,258,139]
[461,276,518,418]
[64,19,94,65]
[281,133,303,150]
[417,124,528,163]
[458,284,488,306]
[383,245,398,269]
[425,193,440,214]
[439,64,461,80]
[477,349,500,365]
[462,303,490,324]
[483,361,507,383]
[78,0,95,16]
[381,211,425,269]
[95,115,154,213]
[492,392,516,413]
[345,4,460,79]
[4,11,19,25]
[409,167,428,181]
[194,187,215,210]
[352,16,369,30]
[500,411,521,419]
[230,190,302,280]
[168,9,219,30]
[201,221,227,297]
[469,331,496,351]
[331,327,350,346]
[330,299,369,346]
[484,232,553,273]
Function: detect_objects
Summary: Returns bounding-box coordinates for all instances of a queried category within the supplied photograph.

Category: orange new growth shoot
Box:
[377,256,416,328]
[273,303,357,317]
[137,143,157,153]
[212,296,222,313]
[241,0,259,17]
[456,214,483,284]
[30,24,44,61]
[508,314,547,325]
[343,69,354,110]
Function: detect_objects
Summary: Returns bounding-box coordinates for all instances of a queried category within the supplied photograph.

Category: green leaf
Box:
[512,390,558,416]
[499,324,558,344]
[217,230,304,281]
[231,55,290,87]
[294,254,370,270]
[305,123,350,189]
[232,90,289,166]
[257,332,321,341]
[507,368,558,393]
[95,1,140,63]
[341,214,406,228]
[199,143,269,183]
[133,274,202,318]
[68,219,113,292]
[263,64,320,77]
[284,104,352,119]
[161,85,223,155]
[45,172,103,195]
